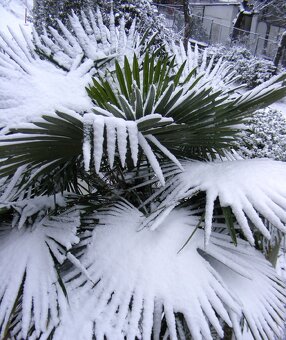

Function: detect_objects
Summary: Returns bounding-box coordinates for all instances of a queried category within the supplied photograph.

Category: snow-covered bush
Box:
[206,44,278,88]
[1,10,286,340]
[33,0,170,44]
[98,0,168,38]
[240,108,286,160]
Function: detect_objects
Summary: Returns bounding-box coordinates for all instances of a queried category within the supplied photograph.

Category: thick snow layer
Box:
[55,206,285,340]
[0,0,32,34]
[149,159,286,246]
[0,4,140,129]
[0,209,80,339]
[0,60,93,127]
[0,1,93,127]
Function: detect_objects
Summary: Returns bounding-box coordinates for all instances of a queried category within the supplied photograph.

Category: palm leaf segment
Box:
[169,40,241,93]
[0,13,286,340]
[55,205,285,340]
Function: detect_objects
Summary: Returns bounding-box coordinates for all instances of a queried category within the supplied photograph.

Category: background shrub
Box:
[206,45,279,88]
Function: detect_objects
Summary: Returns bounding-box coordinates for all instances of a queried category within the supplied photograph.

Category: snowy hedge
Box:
[206,45,279,88]
[240,108,286,160]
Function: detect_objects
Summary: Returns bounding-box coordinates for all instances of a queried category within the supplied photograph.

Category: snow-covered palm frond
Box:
[210,234,286,339]
[0,9,139,128]
[0,209,80,339]
[84,53,286,182]
[0,28,92,128]
[34,8,139,72]
[82,112,177,185]
[146,159,286,246]
[1,50,286,191]
[169,41,241,92]
[55,206,285,340]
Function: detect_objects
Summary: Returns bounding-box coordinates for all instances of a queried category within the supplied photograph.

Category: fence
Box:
[155,3,284,63]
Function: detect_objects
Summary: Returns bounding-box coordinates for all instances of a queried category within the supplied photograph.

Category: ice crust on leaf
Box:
[0,210,80,338]
[155,159,286,246]
[55,206,285,340]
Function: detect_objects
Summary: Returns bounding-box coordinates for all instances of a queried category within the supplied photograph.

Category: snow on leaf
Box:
[82,113,178,180]
[0,9,141,128]
[169,42,240,92]
[42,9,138,71]
[127,121,139,166]
[116,118,128,168]
[161,159,286,245]
[208,234,286,339]
[138,133,165,186]
[54,207,285,340]
[0,209,80,338]
[0,29,92,127]
[105,118,117,169]
[93,115,105,174]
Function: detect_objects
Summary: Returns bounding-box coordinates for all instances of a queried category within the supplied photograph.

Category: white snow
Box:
[93,115,105,173]
[0,25,93,128]
[1,2,286,339]
[157,159,286,245]
[0,0,32,35]
[127,121,139,166]
[54,206,285,340]
[0,209,79,339]
[0,4,140,129]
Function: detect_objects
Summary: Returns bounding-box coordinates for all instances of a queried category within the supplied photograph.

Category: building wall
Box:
[203,5,238,27]
[192,4,239,44]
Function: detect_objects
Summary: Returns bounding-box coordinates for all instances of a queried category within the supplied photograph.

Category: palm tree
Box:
[0,9,286,340]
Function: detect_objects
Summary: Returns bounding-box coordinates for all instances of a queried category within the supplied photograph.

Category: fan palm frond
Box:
[34,8,140,72]
[169,40,242,92]
[0,32,91,129]
[84,52,286,181]
[54,205,285,340]
[1,52,286,191]
[0,9,140,129]
[0,208,80,339]
[0,111,84,195]
[145,159,286,247]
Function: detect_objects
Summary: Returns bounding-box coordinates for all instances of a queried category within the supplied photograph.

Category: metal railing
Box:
[155,3,281,62]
